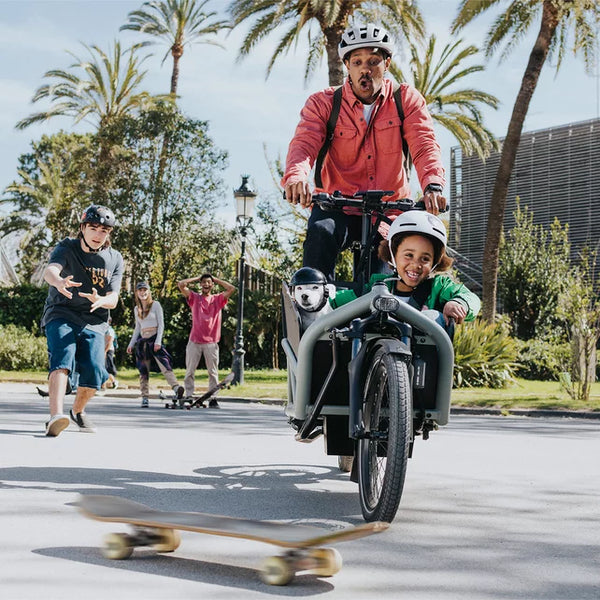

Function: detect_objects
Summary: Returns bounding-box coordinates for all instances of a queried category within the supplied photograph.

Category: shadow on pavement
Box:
[33,546,334,596]
[0,463,362,523]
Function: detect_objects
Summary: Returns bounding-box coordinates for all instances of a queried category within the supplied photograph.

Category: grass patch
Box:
[2,369,599,411]
[452,378,600,412]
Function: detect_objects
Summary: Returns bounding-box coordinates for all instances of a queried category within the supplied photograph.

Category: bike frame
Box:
[281,191,455,448]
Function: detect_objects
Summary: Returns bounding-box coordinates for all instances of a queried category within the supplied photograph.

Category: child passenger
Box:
[329,211,480,329]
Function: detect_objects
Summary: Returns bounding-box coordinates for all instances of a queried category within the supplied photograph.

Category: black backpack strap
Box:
[393,83,410,177]
[408,278,433,311]
[314,86,343,188]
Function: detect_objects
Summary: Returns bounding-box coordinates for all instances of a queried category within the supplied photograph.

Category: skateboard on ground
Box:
[76,494,388,585]
[165,372,235,409]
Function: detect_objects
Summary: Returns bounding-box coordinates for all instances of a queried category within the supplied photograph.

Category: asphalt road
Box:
[0,383,598,599]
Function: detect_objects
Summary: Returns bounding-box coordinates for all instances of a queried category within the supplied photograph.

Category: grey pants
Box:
[184,341,219,396]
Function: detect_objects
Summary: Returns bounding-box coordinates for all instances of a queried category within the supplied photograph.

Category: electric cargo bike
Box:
[281,190,454,523]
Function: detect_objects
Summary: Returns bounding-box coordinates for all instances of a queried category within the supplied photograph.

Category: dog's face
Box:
[293,284,327,312]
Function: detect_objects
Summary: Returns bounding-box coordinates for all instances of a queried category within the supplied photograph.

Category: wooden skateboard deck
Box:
[77,494,388,585]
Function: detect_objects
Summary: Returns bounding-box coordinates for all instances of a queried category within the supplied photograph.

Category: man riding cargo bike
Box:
[280,24,480,523]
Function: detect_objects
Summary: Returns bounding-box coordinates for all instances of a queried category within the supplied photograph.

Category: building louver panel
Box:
[449,119,600,287]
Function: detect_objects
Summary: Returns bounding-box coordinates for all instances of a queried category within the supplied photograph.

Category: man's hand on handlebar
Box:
[423,184,447,215]
[284,181,312,208]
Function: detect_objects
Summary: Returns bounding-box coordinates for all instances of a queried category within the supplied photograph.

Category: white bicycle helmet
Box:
[338,23,394,61]
[387,211,447,267]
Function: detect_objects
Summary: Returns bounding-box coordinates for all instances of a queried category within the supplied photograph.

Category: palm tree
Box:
[390,34,500,171]
[452,0,600,321]
[16,41,159,131]
[121,0,229,95]
[228,0,425,86]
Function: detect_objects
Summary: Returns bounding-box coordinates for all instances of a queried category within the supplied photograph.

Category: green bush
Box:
[453,318,519,388]
[0,284,48,333]
[0,324,48,370]
[514,336,570,380]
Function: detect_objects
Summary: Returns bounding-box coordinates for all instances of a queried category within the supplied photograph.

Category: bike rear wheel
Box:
[358,346,411,522]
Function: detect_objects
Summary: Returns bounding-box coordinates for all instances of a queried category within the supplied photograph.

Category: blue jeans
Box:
[303,205,390,282]
[45,319,108,390]
[422,309,455,339]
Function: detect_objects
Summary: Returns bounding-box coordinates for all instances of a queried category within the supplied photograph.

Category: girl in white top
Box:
[127,282,184,407]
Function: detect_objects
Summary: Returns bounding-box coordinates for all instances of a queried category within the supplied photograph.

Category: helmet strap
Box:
[315,285,329,311]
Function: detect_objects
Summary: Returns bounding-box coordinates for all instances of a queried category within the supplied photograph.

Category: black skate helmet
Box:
[290,267,328,287]
[80,204,116,228]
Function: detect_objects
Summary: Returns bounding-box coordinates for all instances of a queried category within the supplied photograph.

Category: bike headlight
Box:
[372,295,400,313]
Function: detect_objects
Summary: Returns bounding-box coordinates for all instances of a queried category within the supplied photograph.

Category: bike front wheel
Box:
[358,346,412,522]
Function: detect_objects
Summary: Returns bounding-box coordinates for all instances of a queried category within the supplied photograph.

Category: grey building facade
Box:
[449,118,600,289]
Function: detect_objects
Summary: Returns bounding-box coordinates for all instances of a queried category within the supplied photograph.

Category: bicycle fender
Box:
[348,337,411,439]
[370,337,411,358]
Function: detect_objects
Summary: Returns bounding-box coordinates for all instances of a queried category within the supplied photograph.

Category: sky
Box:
[0,0,599,230]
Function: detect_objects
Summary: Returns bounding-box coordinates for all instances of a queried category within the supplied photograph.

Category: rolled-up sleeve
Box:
[281,90,333,187]
[400,84,446,190]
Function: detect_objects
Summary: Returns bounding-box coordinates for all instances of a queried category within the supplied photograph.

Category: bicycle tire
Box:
[358,345,411,522]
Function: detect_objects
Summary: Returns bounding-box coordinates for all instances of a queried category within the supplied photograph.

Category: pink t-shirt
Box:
[188,291,228,344]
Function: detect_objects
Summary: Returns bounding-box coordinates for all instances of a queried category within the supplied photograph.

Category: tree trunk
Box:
[324,26,345,86]
[481,0,560,321]
[170,44,182,96]
[151,47,181,229]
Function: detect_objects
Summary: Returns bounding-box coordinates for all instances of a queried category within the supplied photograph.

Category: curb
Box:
[8,382,600,420]
[449,406,600,420]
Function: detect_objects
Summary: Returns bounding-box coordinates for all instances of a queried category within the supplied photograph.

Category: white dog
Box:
[293,282,334,330]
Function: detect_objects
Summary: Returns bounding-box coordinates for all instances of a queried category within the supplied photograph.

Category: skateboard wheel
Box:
[102,533,133,560]
[154,528,181,553]
[259,556,294,586]
[310,547,342,577]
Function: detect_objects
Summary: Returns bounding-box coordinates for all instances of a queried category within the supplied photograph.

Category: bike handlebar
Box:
[311,191,422,214]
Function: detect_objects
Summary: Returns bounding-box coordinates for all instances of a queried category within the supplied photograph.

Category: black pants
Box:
[303,205,390,282]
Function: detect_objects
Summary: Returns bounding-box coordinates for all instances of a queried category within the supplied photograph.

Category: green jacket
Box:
[330,273,480,321]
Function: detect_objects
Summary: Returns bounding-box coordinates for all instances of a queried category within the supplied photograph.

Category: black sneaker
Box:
[69,409,96,433]
[45,414,69,437]
[173,385,185,399]
[208,399,220,409]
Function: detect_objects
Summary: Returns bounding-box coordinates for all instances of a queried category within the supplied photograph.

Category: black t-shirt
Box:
[41,237,124,333]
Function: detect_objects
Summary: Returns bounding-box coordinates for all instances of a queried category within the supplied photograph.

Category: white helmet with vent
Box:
[387,211,447,267]
[338,23,394,61]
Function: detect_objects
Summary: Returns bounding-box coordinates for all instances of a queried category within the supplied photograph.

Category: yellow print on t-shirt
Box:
[87,267,110,289]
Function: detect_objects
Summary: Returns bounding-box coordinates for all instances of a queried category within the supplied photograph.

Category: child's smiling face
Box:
[393,234,435,292]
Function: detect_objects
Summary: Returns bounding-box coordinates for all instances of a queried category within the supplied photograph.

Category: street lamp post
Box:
[232,175,256,385]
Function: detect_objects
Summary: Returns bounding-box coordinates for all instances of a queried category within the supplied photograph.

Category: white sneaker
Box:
[45,414,69,437]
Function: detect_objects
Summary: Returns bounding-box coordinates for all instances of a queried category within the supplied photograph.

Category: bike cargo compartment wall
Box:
[311,340,355,456]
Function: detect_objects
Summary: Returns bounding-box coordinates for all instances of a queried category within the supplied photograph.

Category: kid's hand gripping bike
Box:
[281,190,454,523]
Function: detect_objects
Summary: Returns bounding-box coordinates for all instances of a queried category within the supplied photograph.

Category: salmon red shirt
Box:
[187,291,227,344]
[281,78,445,208]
